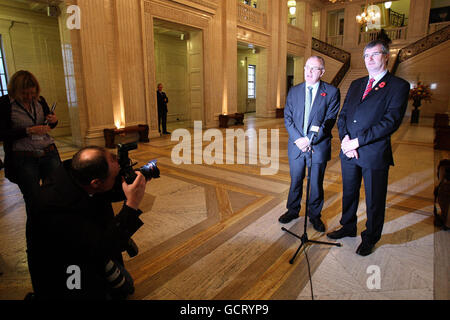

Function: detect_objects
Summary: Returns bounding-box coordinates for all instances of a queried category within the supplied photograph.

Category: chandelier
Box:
[356,1,381,26]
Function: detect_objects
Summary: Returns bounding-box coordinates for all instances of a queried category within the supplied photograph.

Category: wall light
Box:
[289,6,296,15]
[384,2,392,9]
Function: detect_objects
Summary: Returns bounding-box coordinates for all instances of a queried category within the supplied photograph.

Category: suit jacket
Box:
[29,160,144,299]
[284,80,340,163]
[156,90,168,113]
[337,72,409,169]
[0,94,58,183]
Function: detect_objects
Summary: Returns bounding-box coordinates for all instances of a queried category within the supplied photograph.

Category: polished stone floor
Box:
[0,114,448,300]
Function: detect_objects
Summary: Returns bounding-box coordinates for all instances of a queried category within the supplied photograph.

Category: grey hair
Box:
[364,40,390,55]
[307,55,325,69]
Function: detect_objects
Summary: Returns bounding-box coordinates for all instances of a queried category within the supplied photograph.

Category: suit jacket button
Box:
[353,120,357,123]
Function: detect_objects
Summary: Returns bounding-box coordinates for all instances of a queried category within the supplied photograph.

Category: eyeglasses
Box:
[304,66,323,72]
[363,52,385,59]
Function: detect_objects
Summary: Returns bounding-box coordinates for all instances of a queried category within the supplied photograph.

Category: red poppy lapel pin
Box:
[320,92,327,97]
[378,82,386,88]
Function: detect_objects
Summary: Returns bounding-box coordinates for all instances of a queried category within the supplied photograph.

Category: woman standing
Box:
[0,70,61,211]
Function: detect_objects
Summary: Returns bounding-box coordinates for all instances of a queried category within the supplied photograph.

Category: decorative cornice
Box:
[169,0,218,15]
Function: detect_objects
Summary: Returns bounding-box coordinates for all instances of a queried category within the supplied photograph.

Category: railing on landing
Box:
[359,27,407,44]
[312,37,351,87]
[237,1,268,31]
[392,24,450,74]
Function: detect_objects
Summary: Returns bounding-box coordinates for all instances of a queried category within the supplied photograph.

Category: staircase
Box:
[338,68,367,105]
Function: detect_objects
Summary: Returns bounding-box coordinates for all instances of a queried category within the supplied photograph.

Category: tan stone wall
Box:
[396,40,450,117]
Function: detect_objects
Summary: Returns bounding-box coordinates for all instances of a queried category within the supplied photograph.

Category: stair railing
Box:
[392,24,450,74]
[312,37,351,87]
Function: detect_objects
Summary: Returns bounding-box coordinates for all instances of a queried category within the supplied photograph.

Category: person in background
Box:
[156,83,170,135]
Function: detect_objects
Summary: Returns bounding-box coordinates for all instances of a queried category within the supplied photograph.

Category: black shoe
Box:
[278,211,299,224]
[24,292,36,301]
[309,217,325,232]
[356,241,375,256]
[163,131,171,134]
[326,227,356,240]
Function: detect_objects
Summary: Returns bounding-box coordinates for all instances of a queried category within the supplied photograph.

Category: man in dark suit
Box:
[156,83,170,134]
[279,56,340,232]
[327,40,410,256]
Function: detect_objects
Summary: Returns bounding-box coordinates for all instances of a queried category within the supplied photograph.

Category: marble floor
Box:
[0,114,448,300]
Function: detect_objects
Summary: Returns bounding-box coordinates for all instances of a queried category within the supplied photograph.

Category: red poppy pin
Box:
[321,92,327,97]
[379,82,386,88]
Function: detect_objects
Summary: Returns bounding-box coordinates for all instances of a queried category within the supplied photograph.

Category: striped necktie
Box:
[362,78,375,101]
[303,86,313,136]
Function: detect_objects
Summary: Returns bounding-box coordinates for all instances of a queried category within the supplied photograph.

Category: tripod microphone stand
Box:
[282,131,341,265]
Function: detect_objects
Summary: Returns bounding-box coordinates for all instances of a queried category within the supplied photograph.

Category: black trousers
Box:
[158,109,167,133]
[286,154,327,219]
[340,160,389,245]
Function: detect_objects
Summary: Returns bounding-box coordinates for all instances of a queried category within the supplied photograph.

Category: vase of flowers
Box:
[409,81,432,124]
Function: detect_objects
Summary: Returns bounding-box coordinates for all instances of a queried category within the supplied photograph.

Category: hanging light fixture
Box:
[287,0,296,15]
[356,1,381,26]
[384,2,392,9]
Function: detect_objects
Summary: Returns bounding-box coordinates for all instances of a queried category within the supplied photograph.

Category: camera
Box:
[117,142,160,258]
[117,142,160,184]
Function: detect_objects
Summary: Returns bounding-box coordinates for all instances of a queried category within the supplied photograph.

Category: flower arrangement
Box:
[409,81,432,102]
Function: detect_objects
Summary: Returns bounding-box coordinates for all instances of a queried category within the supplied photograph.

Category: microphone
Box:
[309,125,319,143]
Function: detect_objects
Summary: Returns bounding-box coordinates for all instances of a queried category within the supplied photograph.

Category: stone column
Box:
[113,0,147,128]
[260,0,280,117]
[320,7,327,42]
[278,0,288,109]
[71,0,116,146]
[407,0,431,42]
[221,0,238,115]
[343,3,361,49]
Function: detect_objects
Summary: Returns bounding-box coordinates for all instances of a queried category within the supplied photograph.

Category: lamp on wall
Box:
[384,2,392,9]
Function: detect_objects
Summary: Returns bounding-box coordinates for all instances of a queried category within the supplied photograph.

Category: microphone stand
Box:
[282,132,341,265]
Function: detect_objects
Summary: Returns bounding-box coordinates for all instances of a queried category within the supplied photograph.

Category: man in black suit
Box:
[279,56,340,232]
[327,40,410,256]
[28,146,149,299]
[156,83,170,134]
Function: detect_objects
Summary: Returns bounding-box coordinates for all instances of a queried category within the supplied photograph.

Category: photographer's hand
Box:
[122,172,147,210]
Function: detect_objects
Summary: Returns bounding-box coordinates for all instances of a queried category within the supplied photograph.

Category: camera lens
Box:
[139,160,160,179]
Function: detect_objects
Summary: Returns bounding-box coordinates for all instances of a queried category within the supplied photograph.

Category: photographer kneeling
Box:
[28,146,149,300]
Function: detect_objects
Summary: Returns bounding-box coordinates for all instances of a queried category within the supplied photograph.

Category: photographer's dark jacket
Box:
[29,160,143,300]
[0,94,57,183]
